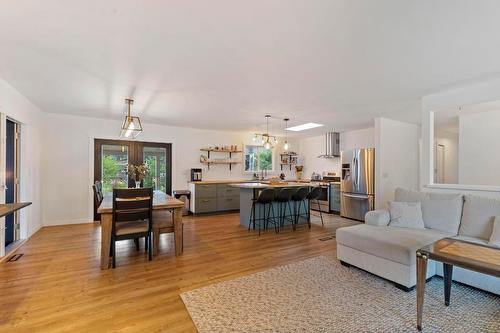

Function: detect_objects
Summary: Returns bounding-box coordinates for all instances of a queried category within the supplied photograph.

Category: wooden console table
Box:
[0,202,32,218]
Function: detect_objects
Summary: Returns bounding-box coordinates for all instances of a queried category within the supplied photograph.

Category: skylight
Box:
[286,123,324,131]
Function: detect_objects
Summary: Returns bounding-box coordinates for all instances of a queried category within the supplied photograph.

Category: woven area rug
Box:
[181,256,500,333]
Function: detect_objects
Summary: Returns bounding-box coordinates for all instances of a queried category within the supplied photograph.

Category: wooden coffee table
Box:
[415,238,500,331]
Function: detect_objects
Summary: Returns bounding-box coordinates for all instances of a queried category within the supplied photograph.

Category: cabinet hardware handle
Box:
[202,199,209,202]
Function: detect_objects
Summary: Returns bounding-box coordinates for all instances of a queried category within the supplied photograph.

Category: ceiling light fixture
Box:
[120,99,143,139]
[254,115,277,150]
[286,122,323,132]
[283,118,290,151]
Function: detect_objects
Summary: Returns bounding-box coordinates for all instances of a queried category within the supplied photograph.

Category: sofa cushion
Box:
[489,217,500,247]
[395,188,463,234]
[388,201,425,229]
[336,224,452,266]
[459,195,500,240]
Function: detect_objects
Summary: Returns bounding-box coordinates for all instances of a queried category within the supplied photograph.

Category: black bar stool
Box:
[274,188,295,230]
[307,186,324,227]
[248,188,278,235]
[291,187,311,229]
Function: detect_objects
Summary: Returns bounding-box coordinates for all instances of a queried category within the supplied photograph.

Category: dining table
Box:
[97,190,185,270]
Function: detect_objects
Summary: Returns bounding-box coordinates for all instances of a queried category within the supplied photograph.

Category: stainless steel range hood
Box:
[318,132,340,158]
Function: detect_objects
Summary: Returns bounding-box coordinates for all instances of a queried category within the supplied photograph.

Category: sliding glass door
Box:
[94,139,172,218]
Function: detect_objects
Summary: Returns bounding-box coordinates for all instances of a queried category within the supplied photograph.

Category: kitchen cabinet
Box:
[190,183,240,214]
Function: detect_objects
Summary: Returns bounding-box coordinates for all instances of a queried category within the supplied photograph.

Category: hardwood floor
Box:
[0,212,357,333]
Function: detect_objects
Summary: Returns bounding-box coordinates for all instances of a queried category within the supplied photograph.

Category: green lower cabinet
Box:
[195,197,217,213]
[194,183,240,213]
[217,196,240,211]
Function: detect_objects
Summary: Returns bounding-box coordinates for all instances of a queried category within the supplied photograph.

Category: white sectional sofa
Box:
[336,188,500,294]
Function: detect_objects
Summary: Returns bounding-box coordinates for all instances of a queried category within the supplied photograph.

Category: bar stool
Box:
[307,186,324,227]
[291,187,311,229]
[274,188,295,230]
[248,188,278,235]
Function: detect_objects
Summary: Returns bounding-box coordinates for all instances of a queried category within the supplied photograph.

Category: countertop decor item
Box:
[128,163,150,188]
[295,165,303,179]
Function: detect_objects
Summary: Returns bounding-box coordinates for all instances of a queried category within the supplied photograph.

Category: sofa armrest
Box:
[365,210,390,226]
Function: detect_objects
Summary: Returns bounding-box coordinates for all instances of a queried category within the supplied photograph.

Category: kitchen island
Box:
[230,182,314,229]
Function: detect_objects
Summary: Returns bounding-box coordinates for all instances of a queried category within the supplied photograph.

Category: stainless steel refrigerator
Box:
[340,148,375,221]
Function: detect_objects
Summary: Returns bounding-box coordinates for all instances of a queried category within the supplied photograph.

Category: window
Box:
[244,145,274,172]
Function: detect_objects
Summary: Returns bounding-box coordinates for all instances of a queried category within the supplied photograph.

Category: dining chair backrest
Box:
[292,187,309,201]
[307,186,323,200]
[256,188,275,204]
[112,187,153,224]
[93,181,103,206]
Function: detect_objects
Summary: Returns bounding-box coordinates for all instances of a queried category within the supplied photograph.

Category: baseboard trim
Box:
[43,218,93,226]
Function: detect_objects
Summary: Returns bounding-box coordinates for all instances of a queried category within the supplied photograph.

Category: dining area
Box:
[93,182,185,269]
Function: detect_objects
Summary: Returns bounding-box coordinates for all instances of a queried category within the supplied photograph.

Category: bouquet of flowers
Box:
[128,163,150,182]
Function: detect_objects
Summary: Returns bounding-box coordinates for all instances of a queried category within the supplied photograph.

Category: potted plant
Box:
[128,163,150,188]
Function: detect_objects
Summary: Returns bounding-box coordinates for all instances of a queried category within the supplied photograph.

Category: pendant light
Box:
[254,115,277,150]
[283,118,290,151]
[120,99,143,139]
[263,115,272,150]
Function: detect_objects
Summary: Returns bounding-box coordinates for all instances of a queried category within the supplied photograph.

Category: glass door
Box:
[94,139,172,218]
[139,143,172,195]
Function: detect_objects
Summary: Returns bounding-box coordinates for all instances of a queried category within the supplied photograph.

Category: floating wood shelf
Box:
[200,148,242,153]
[200,147,242,170]
[279,162,297,171]
[201,160,241,170]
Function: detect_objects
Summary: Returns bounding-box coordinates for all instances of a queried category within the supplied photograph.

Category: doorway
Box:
[5,119,20,246]
[435,144,445,183]
[93,139,172,220]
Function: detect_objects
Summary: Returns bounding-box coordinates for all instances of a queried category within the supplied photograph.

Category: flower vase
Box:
[135,181,141,188]
[296,171,303,180]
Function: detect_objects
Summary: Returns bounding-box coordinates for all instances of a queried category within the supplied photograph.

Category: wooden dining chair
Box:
[111,187,153,268]
[92,181,104,222]
[152,210,183,256]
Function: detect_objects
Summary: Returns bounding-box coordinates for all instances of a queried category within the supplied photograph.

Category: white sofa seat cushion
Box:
[451,235,491,246]
[459,195,500,240]
[336,224,452,266]
[395,188,463,234]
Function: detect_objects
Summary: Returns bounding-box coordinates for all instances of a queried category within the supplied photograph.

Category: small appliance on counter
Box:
[191,168,202,181]
[311,172,321,181]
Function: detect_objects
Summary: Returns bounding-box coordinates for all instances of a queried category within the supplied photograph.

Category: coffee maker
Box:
[191,168,202,181]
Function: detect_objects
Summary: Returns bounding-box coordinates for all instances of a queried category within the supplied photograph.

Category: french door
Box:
[94,139,172,218]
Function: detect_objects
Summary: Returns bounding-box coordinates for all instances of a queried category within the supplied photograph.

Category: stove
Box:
[310,176,341,213]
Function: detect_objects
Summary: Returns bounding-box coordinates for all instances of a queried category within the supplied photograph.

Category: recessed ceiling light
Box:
[286,123,324,131]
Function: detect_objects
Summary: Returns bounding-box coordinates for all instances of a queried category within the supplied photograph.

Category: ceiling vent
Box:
[318,132,340,158]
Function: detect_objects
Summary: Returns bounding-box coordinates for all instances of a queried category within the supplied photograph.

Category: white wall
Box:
[0,78,44,252]
[458,110,500,186]
[435,129,459,184]
[41,113,299,226]
[299,127,375,178]
[375,118,419,209]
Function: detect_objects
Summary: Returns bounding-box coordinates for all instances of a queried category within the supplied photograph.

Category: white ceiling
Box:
[1,1,500,137]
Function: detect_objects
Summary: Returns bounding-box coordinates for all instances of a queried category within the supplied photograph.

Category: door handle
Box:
[343,194,368,200]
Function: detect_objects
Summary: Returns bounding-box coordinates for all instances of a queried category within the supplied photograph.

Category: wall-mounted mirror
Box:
[433,100,500,186]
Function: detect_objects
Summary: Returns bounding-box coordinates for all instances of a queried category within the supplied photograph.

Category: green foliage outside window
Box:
[244,145,273,172]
